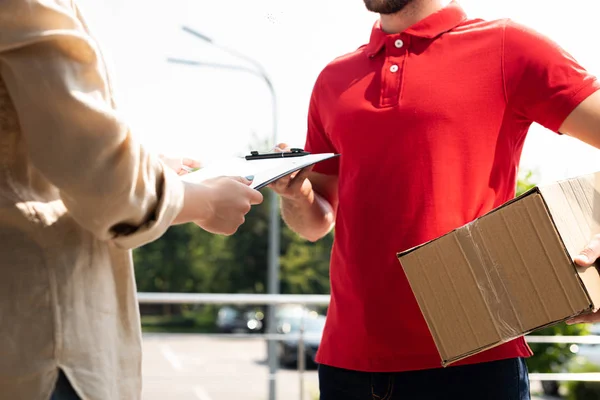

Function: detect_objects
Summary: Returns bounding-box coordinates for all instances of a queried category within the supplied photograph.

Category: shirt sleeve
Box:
[503,19,600,133]
[0,0,184,250]
[303,73,340,176]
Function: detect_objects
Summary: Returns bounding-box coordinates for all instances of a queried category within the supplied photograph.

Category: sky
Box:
[76,0,600,185]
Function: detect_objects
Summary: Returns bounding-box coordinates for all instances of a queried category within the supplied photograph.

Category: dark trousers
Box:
[319,357,530,400]
[51,370,81,400]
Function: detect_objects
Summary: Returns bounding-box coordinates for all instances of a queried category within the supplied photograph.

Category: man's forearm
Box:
[280,191,335,242]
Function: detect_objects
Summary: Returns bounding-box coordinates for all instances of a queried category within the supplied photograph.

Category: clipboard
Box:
[180,149,339,190]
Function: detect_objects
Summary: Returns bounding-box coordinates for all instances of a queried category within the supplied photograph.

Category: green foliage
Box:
[135,136,332,307]
[135,165,588,386]
[526,323,590,373]
[133,183,333,333]
[139,308,218,333]
[280,225,333,295]
[134,223,232,294]
[134,190,332,297]
[134,137,334,331]
[566,359,600,400]
[516,170,537,196]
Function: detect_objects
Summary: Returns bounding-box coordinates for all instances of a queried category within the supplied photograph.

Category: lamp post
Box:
[168,26,281,400]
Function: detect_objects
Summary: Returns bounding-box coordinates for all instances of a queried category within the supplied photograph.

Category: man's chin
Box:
[363,0,412,14]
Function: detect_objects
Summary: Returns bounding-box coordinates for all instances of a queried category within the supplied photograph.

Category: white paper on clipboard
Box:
[180,153,339,189]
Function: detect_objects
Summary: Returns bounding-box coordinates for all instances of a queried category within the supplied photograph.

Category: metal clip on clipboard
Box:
[244,148,310,160]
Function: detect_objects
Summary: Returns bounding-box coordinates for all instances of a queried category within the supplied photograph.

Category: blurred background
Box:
[75,0,600,399]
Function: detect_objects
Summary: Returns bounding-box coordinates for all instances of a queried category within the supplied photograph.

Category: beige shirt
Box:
[0,1,185,399]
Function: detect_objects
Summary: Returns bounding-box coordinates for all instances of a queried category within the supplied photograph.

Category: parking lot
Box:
[141,333,560,400]
[142,333,319,400]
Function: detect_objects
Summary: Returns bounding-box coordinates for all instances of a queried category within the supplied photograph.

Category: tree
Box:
[279,226,333,295]
[133,183,333,297]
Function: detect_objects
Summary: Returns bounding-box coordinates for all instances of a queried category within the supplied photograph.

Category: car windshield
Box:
[304,317,325,331]
[280,315,325,333]
[218,307,238,319]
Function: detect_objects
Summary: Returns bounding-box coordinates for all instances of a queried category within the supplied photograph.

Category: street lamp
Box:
[168,26,281,400]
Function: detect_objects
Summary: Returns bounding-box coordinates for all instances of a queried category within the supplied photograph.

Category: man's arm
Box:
[552,91,600,324]
[501,20,600,323]
[274,70,340,241]
[560,90,600,148]
[560,90,600,268]
[279,170,338,243]
[268,144,338,242]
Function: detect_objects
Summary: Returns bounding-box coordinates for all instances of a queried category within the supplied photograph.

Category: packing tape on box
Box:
[457,220,523,340]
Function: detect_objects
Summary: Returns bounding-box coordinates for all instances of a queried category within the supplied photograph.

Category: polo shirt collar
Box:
[366,1,467,57]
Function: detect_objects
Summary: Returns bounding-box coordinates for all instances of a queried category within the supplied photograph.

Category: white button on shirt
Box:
[390,64,399,73]
[395,39,404,48]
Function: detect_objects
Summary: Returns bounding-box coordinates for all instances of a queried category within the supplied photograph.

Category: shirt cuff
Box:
[112,165,185,250]
[543,78,600,134]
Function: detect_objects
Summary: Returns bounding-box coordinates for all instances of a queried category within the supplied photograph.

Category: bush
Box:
[140,306,218,333]
[527,323,591,374]
[566,359,600,400]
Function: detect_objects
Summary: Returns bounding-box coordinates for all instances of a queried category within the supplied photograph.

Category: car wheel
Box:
[541,380,560,396]
[277,343,286,365]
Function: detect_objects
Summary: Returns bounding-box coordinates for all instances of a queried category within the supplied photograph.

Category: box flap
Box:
[398,192,591,366]
[539,172,600,311]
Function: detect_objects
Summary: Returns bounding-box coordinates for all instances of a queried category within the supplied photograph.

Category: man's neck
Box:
[379,0,452,34]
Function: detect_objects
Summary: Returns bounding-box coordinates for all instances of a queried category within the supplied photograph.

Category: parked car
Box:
[277,311,326,368]
[216,306,265,334]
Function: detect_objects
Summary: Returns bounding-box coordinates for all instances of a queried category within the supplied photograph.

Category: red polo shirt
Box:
[305,2,600,372]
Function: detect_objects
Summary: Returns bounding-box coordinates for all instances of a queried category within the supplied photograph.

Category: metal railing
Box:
[138,292,330,306]
[139,293,329,400]
[138,293,600,396]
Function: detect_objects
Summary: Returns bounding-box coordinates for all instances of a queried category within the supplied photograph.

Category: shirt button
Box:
[395,39,404,48]
[390,64,399,73]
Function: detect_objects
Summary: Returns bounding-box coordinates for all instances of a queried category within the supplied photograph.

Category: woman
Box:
[0,1,262,399]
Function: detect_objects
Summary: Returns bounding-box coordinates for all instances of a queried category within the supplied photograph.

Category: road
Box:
[141,333,558,400]
[142,333,318,400]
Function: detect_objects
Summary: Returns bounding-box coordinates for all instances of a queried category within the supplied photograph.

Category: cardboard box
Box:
[397,172,600,367]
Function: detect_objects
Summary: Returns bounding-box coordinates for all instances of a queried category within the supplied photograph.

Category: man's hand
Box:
[267,142,338,242]
[267,143,314,201]
[159,154,202,176]
[174,176,263,235]
[567,234,600,324]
